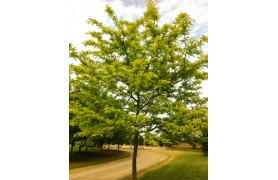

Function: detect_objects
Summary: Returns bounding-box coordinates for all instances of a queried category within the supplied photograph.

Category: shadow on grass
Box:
[69,148,130,169]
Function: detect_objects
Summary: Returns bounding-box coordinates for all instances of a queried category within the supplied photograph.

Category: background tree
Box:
[144,132,159,147]
[200,120,208,156]
[69,0,208,179]
[111,127,134,150]
[69,123,82,157]
[166,97,208,149]
[69,44,127,155]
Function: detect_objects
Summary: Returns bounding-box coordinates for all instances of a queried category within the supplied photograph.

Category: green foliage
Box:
[200,121,208,156]
[144,132,159,146]
[81,1,207,133]
[138,135,144,146]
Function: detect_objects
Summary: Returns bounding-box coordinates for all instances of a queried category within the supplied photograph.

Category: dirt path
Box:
[69,149,180,180]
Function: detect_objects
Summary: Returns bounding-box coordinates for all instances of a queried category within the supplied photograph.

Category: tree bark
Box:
[70,144,74,157]
[99,139,103,154]
[78,145,82,160]
[132,132,139,180]
[98,140,103,159]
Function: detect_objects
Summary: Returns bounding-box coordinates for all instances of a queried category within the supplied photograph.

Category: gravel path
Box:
[69,149,180,180]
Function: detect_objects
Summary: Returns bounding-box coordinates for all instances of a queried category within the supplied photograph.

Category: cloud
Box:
[156,0,208,41]
[158,0,207,24]
[102,0,146,8]
[122,0,146,8]
[191,23,208,38]
[100,0,145,21]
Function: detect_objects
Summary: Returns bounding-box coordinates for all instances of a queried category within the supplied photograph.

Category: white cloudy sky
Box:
[70,0,208,96]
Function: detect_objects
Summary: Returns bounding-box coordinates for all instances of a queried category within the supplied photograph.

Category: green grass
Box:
[69,147,130,169]
[139,148,208,180]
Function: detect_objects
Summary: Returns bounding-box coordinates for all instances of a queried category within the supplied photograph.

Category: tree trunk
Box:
[99,139,103,155]
[108,144,110,150]
[70,144,74,157]
[70,139,75,157]
[132,132,139,180]
[78,145,82,160]
[98,140,103,159]
[86,146,88,152]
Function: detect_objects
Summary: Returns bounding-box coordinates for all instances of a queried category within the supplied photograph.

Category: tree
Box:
[200,120,208,156]
[144,132,159,147]
[69,45,127,154]
[70,0,207,179]
[110,126,134,150]
[169,98,208,150]
[69,123,81,157]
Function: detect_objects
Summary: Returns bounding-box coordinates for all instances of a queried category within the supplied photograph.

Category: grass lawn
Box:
[139,148,208,180]
[69,147,130,169]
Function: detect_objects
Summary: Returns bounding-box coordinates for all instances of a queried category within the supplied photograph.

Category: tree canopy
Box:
[69,0,208,179]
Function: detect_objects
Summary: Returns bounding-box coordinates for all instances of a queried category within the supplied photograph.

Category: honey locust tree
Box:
[70,0,208,179]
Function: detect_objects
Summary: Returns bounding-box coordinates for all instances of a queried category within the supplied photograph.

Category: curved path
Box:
[69,149,180,180]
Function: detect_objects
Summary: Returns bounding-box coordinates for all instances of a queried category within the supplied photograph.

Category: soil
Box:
[69,149,181,180]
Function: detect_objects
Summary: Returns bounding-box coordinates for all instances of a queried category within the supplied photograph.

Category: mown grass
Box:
[69,147,130,169]
[139,148,208,180]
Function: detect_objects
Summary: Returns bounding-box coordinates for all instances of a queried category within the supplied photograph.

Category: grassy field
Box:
[69,146,130,169]
[139,148,208,180]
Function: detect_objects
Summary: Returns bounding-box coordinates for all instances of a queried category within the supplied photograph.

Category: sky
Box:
[70,0,208,96]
